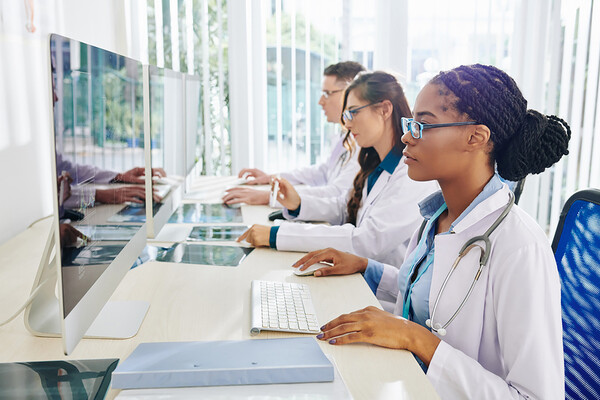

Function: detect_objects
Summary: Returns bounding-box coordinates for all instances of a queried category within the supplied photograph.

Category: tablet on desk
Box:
[168,203,243,224]
[155,243,253,267]
[187,225,250,242]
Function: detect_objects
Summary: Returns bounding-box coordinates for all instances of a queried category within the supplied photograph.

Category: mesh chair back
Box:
[551,189,600,400]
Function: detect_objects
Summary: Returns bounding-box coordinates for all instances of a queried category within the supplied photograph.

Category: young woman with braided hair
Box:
[293,64,570,399]
[238,71,438,266]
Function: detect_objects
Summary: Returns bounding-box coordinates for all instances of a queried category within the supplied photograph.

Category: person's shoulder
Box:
[490,205,556,275]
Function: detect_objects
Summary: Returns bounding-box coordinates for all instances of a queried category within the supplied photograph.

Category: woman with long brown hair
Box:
[238,71,437,266]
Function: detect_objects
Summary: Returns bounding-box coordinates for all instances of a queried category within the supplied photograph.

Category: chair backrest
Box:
[551,189,600,400]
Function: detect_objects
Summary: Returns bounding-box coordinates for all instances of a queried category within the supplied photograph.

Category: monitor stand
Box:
[24,225,149,339]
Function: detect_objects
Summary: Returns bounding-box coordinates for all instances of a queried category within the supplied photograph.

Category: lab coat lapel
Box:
[427,188,513,359]
[356,162,403,225]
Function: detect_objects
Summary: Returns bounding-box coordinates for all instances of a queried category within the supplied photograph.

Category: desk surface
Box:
[0,176,439,400]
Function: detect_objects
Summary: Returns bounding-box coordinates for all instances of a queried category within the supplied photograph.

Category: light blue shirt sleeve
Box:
[363,259,385,294]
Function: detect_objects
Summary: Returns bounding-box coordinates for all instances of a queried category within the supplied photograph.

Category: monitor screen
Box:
[144,66,185,238]
[24,34,149,355]
[184,74,204,178]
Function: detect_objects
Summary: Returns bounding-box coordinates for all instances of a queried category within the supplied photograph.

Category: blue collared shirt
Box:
[364,174,505,327]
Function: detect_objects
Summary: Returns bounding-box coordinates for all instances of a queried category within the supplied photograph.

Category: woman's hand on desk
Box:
[292,248,368,277]
[238,168,271,185]
[222,187,269,205]
[317,306,440,367]
[237,224,270,247]
[272,177,301,210]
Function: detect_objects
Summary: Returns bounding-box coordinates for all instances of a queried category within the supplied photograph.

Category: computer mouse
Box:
[293,262,333,276]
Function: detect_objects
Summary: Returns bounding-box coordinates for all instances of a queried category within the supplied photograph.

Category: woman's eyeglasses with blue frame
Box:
[401,117,479,139]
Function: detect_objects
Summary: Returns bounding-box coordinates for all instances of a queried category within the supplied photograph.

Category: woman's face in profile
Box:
[343,90,386,149]
[402,83,474,182]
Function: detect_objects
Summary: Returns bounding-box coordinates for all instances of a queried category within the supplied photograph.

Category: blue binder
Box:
[112,337,334,389]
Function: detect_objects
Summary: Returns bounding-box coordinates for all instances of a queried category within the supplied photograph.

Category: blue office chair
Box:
[551,189,600,400]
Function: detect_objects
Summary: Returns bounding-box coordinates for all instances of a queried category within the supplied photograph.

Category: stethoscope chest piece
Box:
[425,319,446,336]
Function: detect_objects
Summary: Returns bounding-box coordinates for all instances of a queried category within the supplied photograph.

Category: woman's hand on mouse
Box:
[292,248,368,277]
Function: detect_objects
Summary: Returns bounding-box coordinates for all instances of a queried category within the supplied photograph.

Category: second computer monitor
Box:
[183,73,205,191]
[144,66,185,238]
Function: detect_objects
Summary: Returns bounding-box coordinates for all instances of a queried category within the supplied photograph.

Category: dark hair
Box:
[323,61,366,84]
[341,71,412,225]
[430,64,571,181]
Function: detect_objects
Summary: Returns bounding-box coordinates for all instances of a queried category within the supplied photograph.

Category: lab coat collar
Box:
[357,158,407,225]
[450,184,512,234]
[379,147,403,175]
[417,178,511,234]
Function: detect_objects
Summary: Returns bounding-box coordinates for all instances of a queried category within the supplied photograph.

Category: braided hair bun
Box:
[432,64,571,181]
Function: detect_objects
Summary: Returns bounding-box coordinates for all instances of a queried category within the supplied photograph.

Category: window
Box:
[265,0,342,172]
[147,0,229,175]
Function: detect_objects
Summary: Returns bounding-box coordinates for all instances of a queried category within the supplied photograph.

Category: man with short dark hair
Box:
[223,61,365,205]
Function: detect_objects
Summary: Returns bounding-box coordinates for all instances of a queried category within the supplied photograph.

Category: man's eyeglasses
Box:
[321,89,344,99]
[342,102,380,122]
[401,117,479,139]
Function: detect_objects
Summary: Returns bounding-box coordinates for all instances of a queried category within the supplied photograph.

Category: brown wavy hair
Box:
[342,71,412,225]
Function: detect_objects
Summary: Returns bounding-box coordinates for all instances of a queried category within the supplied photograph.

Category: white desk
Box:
[0,177,439,400]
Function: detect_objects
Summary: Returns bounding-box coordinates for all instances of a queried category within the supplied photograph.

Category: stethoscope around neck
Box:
[416,193,515,336]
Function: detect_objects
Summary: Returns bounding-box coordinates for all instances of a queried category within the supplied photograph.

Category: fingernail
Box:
[316,333,324,339]
[329,339,336,344]
[320,325,325,330]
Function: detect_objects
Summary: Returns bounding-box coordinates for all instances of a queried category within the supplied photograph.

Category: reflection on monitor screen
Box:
[24,34,149,355]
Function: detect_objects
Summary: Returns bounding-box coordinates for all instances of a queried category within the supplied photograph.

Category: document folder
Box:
[111,337,333,389]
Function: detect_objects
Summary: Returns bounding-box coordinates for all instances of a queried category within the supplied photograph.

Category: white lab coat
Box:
[374,185,564,399]
[276,160,439,266]
[280,133,360,198]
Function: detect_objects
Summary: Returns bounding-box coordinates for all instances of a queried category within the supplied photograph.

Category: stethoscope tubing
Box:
[426,193,516,336]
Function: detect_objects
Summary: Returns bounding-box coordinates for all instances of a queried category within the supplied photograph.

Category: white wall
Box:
[0,0,131,245]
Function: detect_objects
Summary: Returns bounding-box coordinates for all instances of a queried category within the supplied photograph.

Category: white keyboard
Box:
[250,280,320,335]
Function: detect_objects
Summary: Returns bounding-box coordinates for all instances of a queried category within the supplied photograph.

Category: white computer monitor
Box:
[183,73,204,191]
[143,66,186,238]
[24,34,149,355]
